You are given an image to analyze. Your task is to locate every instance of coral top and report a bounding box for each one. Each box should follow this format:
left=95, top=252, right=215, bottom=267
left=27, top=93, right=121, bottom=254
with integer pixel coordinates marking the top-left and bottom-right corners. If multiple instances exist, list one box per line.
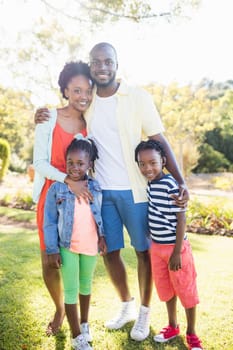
left=70, top=197, right=98, bottom=256
left=37, top=122, right=87, bottom=250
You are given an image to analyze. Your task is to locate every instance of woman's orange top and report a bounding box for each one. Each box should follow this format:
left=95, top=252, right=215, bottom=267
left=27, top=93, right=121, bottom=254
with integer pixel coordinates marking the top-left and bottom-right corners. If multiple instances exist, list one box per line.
left=37, top=122, right=87, bottom=250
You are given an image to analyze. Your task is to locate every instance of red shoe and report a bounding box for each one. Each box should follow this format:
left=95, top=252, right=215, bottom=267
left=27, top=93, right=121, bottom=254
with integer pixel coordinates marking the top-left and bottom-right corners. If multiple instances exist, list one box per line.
left=154, top=325, right=180, bottom=343
left=186, top=333, right=203, bottom=350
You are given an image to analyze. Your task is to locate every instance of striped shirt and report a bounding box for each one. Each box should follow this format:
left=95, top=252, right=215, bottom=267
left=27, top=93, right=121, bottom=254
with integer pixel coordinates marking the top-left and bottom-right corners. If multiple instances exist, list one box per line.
left=147, top=174, right=186, bottom=244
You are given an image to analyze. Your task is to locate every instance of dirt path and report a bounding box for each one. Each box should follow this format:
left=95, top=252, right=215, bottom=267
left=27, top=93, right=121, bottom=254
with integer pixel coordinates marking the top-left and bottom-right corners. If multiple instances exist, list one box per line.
left=0, top=216, right=36, bottom=230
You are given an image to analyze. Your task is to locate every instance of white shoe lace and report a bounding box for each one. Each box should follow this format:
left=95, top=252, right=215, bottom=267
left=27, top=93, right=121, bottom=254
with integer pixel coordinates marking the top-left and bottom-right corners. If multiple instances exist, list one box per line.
left=118, top=307, right=127, bottom=320
left=133, top=310, right=149, bottom=332
left=73, top=334, right=91, bottom=350
left=81, top=323, right=89, bottom=335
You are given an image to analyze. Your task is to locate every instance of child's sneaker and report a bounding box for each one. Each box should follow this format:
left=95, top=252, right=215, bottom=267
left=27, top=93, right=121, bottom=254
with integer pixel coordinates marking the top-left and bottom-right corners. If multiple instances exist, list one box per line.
left=71, top=334, right=93, bottom=350
left=186, top=333, right=203, bottom=350
left=154, top=325, right=180, bottom=343
left=80, top=322, right=92, bottom=342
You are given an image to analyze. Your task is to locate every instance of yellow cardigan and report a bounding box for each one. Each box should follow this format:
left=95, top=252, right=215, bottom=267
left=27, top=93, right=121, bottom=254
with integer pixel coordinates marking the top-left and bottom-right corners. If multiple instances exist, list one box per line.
left=85, top=81, right=165, bottom=203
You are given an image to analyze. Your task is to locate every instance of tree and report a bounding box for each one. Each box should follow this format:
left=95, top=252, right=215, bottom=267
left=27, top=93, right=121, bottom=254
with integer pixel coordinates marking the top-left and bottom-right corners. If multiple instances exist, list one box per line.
left=147, top=82, right=217, bottom=175
left=0, top=86, right=34, bottom=168
left=41, top=0, right=201, bottom=23
left=0, top=138, right=10, bottom=181
left=0, top=0, right=201, bottom=108
left=197, top=78, right=233, bottom=100
left=200, top=89, right=233, bottom=167
left=194, top=143, right=232, bottom=173
left=1, top=18, right=85, bottom=106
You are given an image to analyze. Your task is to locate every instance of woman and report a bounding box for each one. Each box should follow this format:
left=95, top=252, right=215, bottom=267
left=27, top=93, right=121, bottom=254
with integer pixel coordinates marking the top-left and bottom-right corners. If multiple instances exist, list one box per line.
left=33, top=61, right=93, bottom=337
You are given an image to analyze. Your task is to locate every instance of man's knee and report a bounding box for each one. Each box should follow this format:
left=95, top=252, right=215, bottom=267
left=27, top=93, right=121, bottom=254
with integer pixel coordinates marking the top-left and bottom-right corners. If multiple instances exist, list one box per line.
left=135, top=249, right=150, bottom=263
left=103, top=249, right=121, bottom=265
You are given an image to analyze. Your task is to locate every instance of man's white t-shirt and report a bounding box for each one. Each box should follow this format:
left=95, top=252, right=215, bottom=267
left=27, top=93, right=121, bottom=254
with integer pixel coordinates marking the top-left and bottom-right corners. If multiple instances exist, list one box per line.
left=91, top=94, right=130, bottom=190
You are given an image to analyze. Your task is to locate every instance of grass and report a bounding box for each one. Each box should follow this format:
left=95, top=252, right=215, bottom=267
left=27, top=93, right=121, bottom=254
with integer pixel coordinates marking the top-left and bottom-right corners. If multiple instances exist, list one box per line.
left=0, top=207, right=233, bottom=349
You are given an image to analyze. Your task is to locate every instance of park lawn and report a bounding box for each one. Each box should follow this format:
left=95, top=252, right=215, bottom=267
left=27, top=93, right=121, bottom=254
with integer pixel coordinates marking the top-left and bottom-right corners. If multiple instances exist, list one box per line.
left=0, top=208, right=233, bottom=350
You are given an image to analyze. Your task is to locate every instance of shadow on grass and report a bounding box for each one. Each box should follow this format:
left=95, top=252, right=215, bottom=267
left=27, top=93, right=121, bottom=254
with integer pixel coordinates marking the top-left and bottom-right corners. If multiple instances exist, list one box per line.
left=54, top=330, right=66, bottom=350
left=104, top=323, right=188, bottom=350
left=0, top=228, right=67, bottom=350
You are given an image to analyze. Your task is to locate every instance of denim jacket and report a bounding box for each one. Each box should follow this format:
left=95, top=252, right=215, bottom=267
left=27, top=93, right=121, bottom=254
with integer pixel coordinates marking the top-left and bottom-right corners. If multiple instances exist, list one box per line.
left=44, top=176, right=104, bottom=254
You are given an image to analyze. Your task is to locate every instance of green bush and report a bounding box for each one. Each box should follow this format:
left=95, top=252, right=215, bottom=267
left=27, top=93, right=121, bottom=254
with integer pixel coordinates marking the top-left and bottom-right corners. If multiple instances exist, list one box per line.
left=0, top=138, right=11, bottom=181
left=194, top=143, right=233, bottom=173
left=0, top=190, right=34, bottom=210
left=9, top=153, right=27, bottom=173
left=187, top=198, right=233, bottom=236
left=206, top=128, right=233, bottom=163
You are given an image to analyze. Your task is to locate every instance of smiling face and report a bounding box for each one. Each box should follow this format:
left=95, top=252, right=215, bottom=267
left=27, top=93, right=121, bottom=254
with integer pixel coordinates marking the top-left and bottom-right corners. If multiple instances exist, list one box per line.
left=89, top=44, right=118, bottom=88
left=64, top=74, right=93, bottom=113
left=137, top=149, right=166, bottom=182
left=66, top=149, right=91, bottom=181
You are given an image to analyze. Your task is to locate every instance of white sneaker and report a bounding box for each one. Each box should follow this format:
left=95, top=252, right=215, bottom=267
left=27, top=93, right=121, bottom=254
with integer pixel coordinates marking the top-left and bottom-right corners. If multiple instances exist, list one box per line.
left=80, top=322, right=93, bottom=342
left=130, top=305, right=150, bottom=341
left=71, top=334, right=93, bottom=350
left=105, top=298, right=137, bottom=330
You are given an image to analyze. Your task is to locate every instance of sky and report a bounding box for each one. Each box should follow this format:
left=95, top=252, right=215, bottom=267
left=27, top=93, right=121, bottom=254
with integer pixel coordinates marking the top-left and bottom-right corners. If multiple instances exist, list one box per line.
left=94, top=0, right=233, bottom=85
left=0, top=0, right=232, bottom=96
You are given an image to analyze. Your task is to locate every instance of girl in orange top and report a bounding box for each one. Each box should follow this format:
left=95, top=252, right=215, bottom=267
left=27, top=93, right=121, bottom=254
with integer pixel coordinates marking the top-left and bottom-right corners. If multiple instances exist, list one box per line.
left=44, top=137, right=107, bottom=349
left=33, top=61, right=93, bottom=336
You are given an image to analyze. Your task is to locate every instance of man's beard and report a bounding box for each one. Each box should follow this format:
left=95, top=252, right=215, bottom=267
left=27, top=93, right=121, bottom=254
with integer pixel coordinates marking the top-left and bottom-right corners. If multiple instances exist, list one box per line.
left=92, top=73, right=116, bottom=88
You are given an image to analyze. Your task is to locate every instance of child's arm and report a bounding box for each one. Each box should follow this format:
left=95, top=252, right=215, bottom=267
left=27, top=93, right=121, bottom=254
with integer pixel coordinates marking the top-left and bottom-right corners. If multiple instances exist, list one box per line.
left=169, top=211, right=186, bottom=271
left=149, top=134, right=189, bottom=206
left=44, top=185, right=62, bottom=268
left=90, top=178, right=107, bottom=255
left=44, top=185, right=60, bottom=255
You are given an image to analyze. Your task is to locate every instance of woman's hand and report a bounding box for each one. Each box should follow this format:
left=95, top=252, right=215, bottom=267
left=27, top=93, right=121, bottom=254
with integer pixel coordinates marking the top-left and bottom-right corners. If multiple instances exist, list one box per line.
left=65, top=176, right=93, bottom=202
left=34, top=107, right=50, bottom=124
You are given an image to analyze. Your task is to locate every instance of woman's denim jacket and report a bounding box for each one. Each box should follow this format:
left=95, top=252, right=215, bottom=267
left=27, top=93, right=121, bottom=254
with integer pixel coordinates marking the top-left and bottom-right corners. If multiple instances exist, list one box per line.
left=44, top=176, right=104, bottom=254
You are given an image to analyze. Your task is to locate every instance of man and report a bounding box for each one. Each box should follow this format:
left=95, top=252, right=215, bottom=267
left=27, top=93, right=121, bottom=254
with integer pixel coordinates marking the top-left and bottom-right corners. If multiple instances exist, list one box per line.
left=35, top=42, right=188, bottom=341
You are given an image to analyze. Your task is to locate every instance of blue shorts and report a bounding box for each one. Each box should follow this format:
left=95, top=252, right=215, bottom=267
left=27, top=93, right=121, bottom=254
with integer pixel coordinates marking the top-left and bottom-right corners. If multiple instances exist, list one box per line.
left=101, top=190, right=150, bottom=253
